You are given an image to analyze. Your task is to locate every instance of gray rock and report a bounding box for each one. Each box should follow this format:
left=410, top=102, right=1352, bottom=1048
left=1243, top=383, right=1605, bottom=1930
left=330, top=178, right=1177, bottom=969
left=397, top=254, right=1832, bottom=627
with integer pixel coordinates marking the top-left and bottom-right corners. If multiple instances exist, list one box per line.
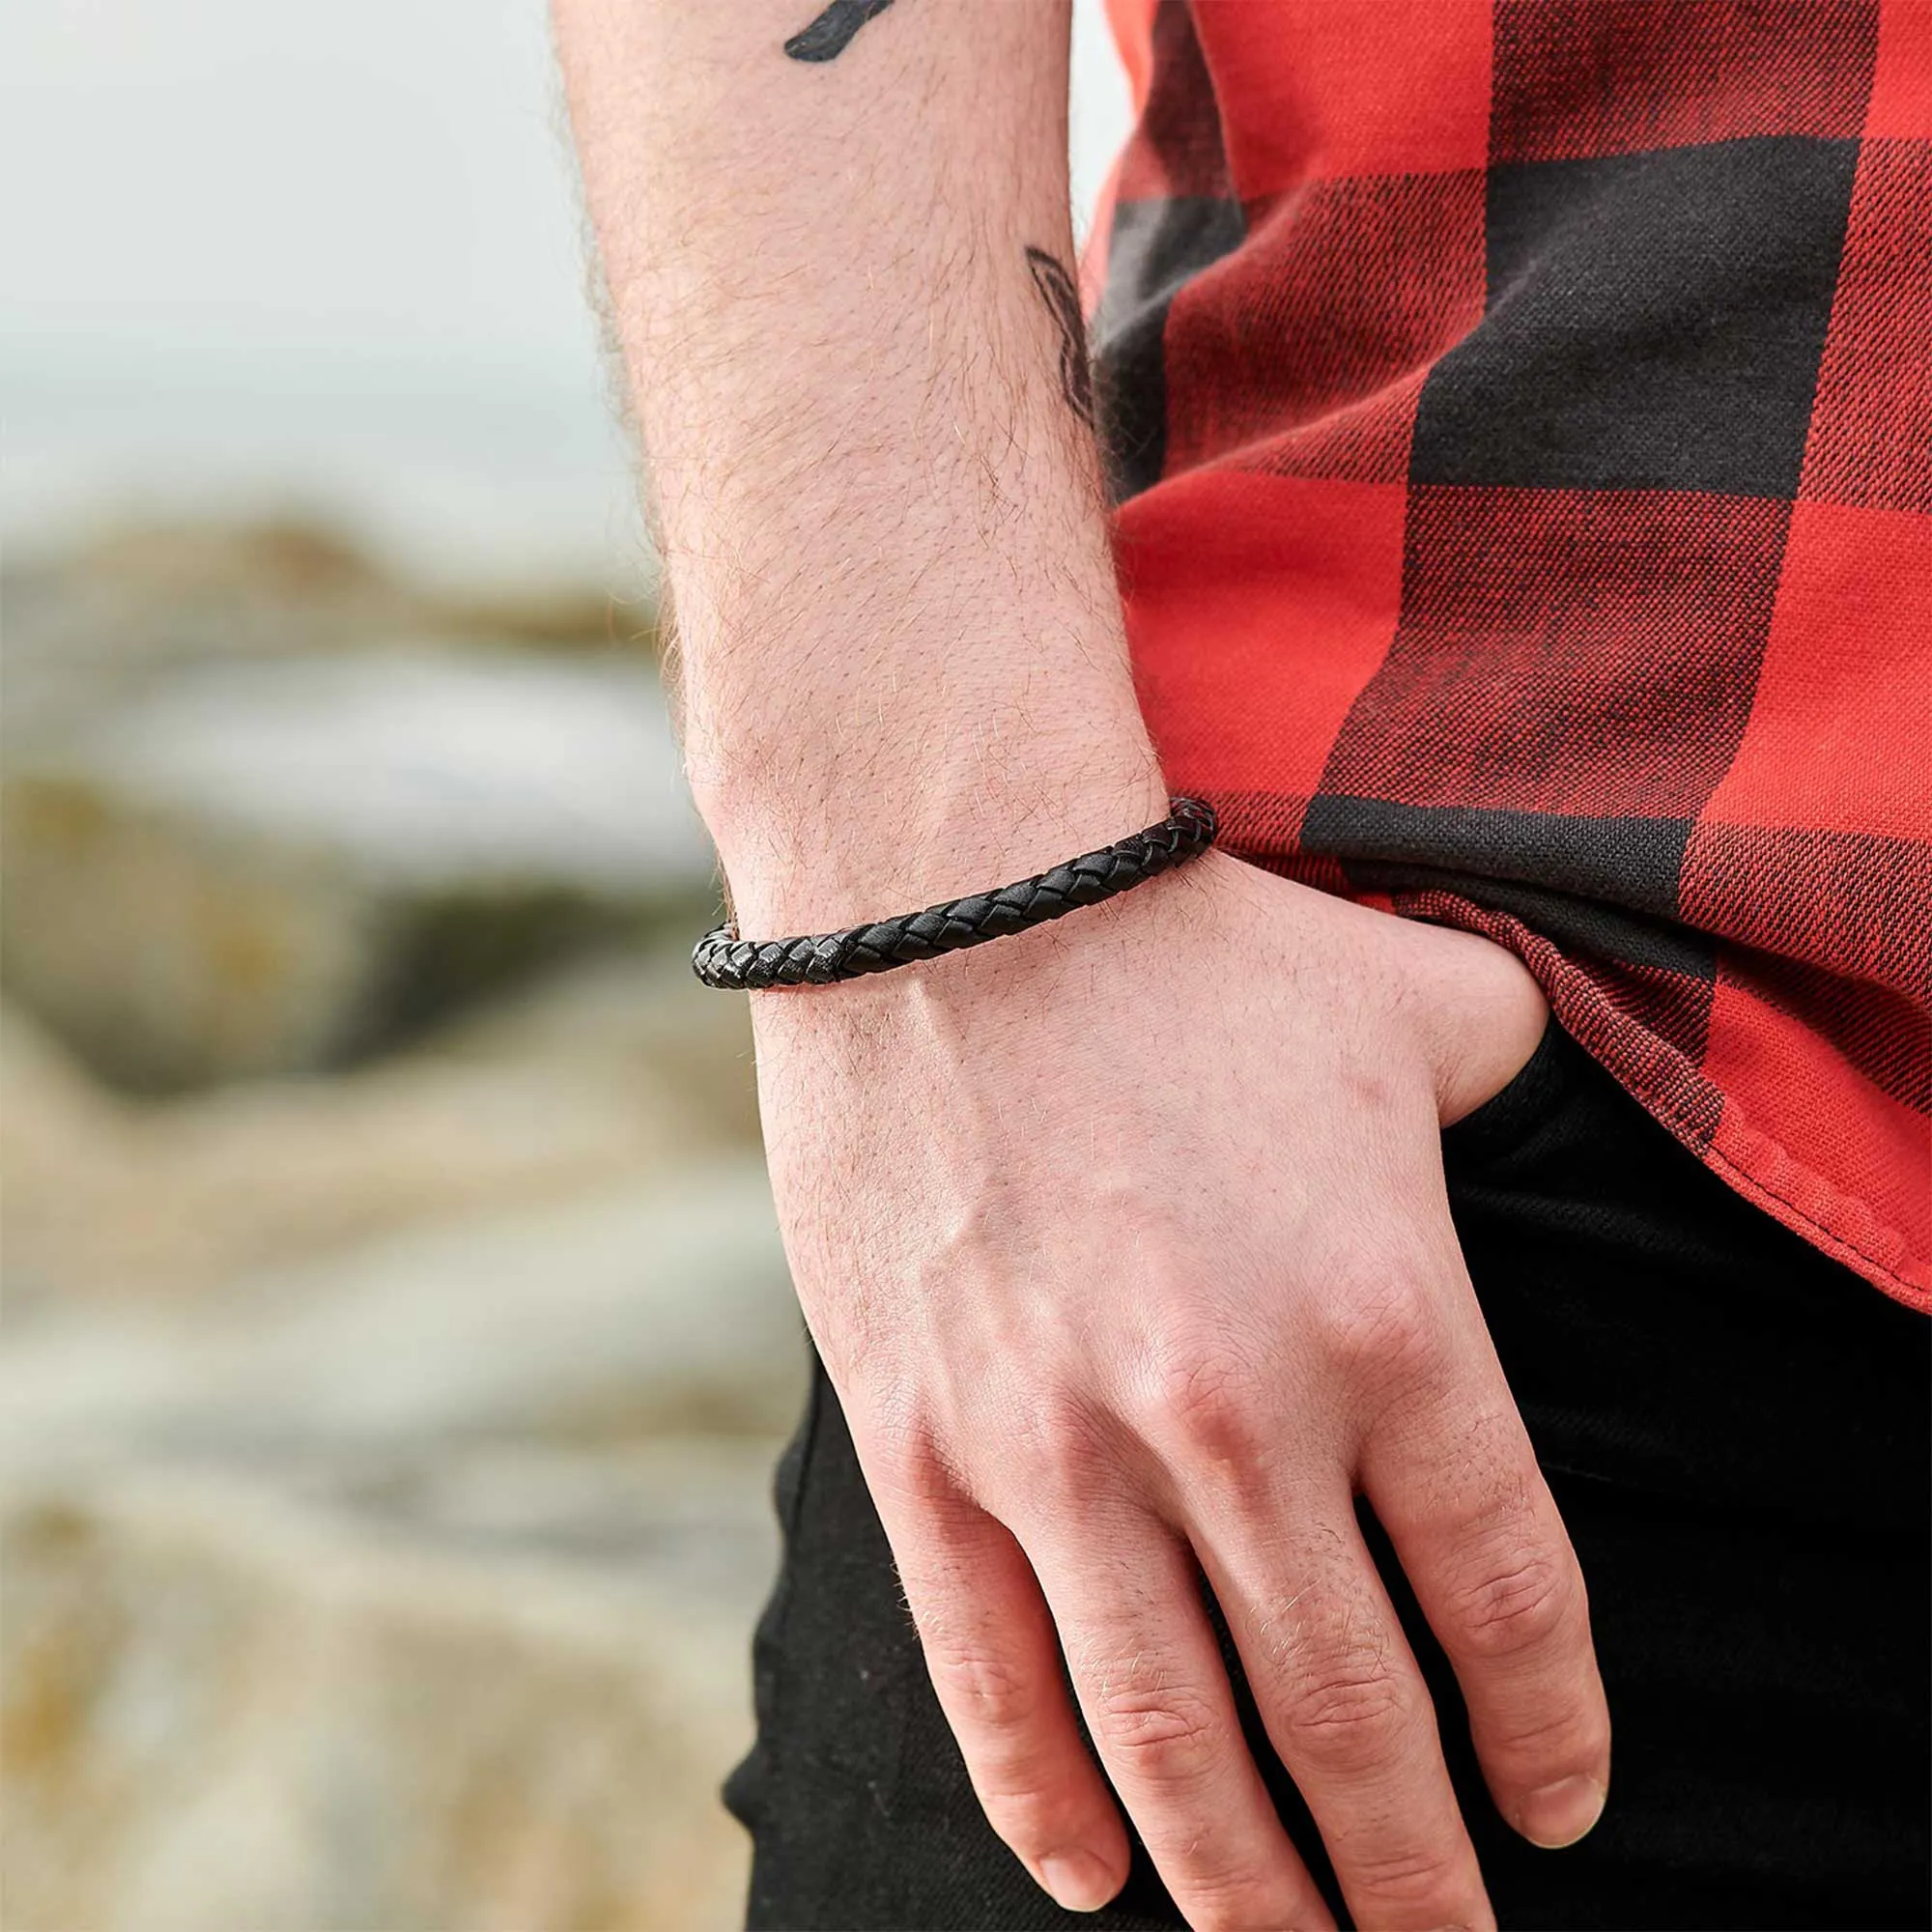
left=0, top=521, right=420, bottom=753
left=0, top=519, right=659, bottom=754
left=0, top=1163, right=808, bottom=1471
left=0, top=949, right=755, bottom=1315
left=2, top=650, right=717, bottom=1089
left=0, top=1463, right=767, bottom=1932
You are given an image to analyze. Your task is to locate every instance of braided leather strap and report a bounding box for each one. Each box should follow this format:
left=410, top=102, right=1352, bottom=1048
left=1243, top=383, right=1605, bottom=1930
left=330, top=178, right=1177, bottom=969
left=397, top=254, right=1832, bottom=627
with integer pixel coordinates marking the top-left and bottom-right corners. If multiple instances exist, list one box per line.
left=693, top=796, right=1217, bottom=991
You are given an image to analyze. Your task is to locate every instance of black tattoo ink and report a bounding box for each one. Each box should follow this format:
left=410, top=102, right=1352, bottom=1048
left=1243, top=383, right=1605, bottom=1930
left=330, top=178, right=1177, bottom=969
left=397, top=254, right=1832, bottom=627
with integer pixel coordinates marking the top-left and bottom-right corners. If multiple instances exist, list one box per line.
left=1025, top=246, right=1096, bottom=429
left=783, top=0, right=897, bottom=63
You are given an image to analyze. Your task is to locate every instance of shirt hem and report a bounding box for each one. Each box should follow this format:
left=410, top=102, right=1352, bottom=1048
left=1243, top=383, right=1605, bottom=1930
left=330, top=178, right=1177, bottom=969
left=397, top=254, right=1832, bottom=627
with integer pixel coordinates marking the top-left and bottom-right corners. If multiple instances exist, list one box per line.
left=1384, top=895, right=1932, bottom=1315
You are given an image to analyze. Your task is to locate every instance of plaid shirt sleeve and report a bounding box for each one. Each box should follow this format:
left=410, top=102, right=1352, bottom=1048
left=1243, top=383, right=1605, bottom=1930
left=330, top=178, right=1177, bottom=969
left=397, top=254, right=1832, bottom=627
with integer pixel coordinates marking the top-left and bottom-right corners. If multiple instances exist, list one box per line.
left=1087, top=0, right=1931, bottom=1308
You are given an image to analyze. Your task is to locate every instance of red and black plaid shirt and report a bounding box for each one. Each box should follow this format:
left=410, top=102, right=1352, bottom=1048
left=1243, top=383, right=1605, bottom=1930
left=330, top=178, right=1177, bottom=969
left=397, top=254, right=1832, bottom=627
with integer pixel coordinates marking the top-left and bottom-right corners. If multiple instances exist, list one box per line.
left=1087, top=0, right=1930, bottom=1308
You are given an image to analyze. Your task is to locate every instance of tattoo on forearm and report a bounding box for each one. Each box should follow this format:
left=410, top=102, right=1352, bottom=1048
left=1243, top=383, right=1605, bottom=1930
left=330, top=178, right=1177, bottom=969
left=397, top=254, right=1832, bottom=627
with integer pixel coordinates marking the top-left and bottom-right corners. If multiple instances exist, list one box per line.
left=1025, top=247, right=1096, bottom=429
left=783, top=0, right=897, bottom=62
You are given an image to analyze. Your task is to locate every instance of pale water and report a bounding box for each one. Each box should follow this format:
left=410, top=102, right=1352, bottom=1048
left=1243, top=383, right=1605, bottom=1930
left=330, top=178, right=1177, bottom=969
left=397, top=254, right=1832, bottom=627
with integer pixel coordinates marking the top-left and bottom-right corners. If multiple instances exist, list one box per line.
left=2, top=0, right=1130, bottom=590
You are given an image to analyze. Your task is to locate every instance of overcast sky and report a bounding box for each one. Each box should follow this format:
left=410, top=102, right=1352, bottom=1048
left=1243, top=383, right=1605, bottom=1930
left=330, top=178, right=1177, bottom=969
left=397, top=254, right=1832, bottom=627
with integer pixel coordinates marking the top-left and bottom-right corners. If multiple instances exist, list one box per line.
left=1, top=0, right=1131, bottom=583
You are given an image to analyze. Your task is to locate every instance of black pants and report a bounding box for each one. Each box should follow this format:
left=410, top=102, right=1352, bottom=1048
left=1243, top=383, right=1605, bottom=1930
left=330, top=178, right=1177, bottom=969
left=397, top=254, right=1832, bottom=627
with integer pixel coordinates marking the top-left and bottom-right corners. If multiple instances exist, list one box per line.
left=725, top=1023, right=1931, bottom=1929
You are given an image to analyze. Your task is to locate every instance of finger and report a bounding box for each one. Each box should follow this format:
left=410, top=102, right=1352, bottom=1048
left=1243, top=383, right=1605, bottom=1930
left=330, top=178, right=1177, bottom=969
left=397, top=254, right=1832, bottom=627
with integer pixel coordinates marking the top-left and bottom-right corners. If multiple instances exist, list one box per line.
left=1194, top=1490, right=1495, bottom=1932
left=885, top=1489, right=1132, bottom=1914
left=1363, top=1353, right=1611, bottom=1852
left=1031, top=1513, right=1337, bottom=1932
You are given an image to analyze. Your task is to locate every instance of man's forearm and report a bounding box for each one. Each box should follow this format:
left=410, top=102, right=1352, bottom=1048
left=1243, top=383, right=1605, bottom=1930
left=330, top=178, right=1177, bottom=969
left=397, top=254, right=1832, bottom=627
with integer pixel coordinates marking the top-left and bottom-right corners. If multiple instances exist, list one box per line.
left=554, top=0, right=1163, bottom=934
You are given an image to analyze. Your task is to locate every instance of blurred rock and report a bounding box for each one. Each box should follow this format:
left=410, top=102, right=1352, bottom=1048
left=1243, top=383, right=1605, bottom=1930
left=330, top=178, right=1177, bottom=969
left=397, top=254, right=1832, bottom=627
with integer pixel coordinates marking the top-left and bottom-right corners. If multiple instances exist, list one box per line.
left=318, top=1436, right=787, bottom=1594
left=2, top=518, right=658, bottom=752
left=0, top=1162, right=807, bottom=1471
left=0, top=520, right=786, bottom=1930
left=425, top=580, right=655, bottom=651
left=0, top=1463, right=763, bottom=1932
left=3, top=521, right=416, bottom=751
left=68, top=517, right=402, bottom=603
left=0, top=1007, right=131, bottom=1321
left=2, top=650, right=717, bottom=1090
left=0, top=953, right=755, bottom=1315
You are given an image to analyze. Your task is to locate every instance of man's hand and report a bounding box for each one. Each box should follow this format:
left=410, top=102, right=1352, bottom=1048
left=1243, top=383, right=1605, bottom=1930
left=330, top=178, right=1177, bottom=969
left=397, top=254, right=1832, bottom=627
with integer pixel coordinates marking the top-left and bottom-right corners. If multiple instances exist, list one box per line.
left=554, top=3, right=1608, bottom=1918
left=752, top=848, right=1610, bottom=1928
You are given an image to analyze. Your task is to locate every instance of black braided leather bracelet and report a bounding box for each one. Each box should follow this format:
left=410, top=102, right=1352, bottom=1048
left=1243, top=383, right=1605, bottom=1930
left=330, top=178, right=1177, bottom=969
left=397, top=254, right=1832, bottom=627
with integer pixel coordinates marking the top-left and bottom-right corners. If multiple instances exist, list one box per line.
left=692, top=796, right=1217, bottom=990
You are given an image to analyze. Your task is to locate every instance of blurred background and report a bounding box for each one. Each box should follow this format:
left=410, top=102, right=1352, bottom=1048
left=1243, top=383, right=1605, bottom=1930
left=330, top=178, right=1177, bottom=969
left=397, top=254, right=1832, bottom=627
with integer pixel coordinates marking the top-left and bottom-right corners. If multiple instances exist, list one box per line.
left=0, top=3, right=1130, bottom=1927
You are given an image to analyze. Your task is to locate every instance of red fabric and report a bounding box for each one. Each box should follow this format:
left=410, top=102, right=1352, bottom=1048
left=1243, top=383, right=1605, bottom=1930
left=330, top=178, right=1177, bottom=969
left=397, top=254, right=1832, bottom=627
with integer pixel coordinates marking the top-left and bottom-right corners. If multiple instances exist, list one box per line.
left=1488, top=0, right=1882, bottom=158
left=1090, top=0, right=1932, bottom=1307
left=1166, top=175, right=1487, bottom=482
left=1800, top=140, right=1932, bottom=510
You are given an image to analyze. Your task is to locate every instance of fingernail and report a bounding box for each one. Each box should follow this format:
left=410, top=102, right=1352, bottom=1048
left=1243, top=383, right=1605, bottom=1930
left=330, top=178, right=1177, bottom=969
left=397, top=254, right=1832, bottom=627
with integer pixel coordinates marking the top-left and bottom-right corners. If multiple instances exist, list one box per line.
left=1038, top=1849, right=1118, bottom=1913
left=1519, top=1773, right=1606, bottom=1849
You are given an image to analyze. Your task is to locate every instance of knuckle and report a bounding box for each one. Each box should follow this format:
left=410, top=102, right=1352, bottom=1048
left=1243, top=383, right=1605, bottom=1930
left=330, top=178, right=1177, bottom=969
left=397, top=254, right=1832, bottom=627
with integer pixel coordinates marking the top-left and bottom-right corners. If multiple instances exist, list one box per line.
left=975, top=1779, right=1066, bottom=1856
left=1344, top=1839, right=1478, bottom=1920
left=1015, top=1391, right=1107, bottom=1493
left=1089, top=1679, right=1221, bottom=1774
left=1446, top=1546, right=1577, bottom=1660
left=1180, top=1883, right=1305, bottom=1932
left=924, top=1641, right=1036, bottom=1733
left=1480, top=1658, right=1611, bottom=1768
left=976, top=1784, right=1080, bottom=1865
left=1278, top=1644, right=1408, bottom=1771
left=860, top=1410, right=956, bottom=1510
left=1313, top=1273, right=1442, bottom=1393
left=1144, top=1334, right=1265, bottom=1463
left=1489, top=1695, right=1610, bottom=1775
left=1187, top=1908, right=1251, bottom=1932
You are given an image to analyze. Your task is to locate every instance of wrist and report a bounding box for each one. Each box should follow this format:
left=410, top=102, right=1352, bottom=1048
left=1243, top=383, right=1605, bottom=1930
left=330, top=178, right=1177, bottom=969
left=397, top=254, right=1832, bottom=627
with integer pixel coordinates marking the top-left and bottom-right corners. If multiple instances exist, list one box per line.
left=669, top=549, right=1165, bottom=935
left=701, top=738, right=1171, bottom=938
